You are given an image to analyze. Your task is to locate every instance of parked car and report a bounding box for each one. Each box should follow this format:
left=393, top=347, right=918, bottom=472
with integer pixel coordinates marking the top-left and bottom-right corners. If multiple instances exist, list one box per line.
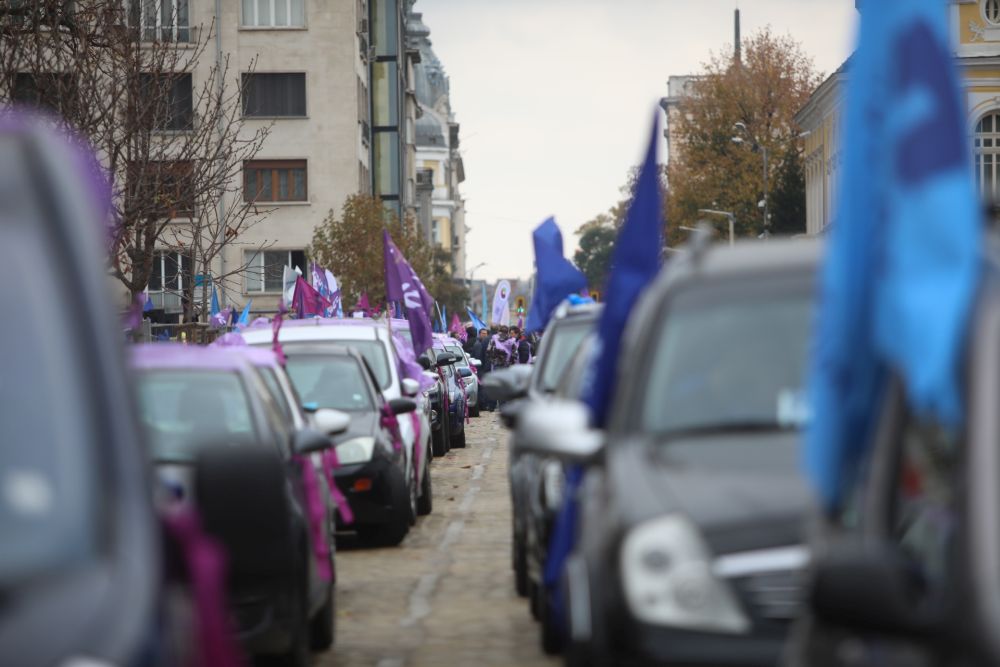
left=419, top=346, right=461, bottom=456
left=786, top=243, right=1000, bottom=666
left=281, top=343, right=425, bottom=544
left=519, top=238, right=819, bottom=665
left=0, top=118, right=215, bottom=667
left=432, top=343, right=468, bottom=449
left=131, top=343, right=342, bottom=665
left=524, top=335, right=598, bottom=630
left=243, top=318, right=433, bottom=521
left=492, top=301, right=601, bottom=599
left=438, top=334, right=483, bottom=416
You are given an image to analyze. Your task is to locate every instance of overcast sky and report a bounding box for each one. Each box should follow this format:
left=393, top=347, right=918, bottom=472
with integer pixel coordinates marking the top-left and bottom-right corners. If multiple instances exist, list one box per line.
left=416, top=0, right=859, bottom=282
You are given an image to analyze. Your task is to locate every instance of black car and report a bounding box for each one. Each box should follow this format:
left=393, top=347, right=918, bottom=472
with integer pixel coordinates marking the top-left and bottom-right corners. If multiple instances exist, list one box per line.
left=500, top=301, right=602, bottom=599
left=519, top=238, right=819, bottom=666
left=283, top=344, right=419, bottom=546
left=420, top=348, right=461, bottom=456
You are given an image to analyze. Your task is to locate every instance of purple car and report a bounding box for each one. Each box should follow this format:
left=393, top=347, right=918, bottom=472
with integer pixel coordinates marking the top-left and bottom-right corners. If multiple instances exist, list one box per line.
left=131, top=343, right=342, bottom=665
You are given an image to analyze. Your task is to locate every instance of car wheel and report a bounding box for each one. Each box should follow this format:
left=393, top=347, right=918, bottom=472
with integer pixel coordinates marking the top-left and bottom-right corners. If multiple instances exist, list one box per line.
left=452, top=425, right=467, bottom=449
left=359, top=466, right=410, bottom=547
left=432, top=421, right=447, bottom=457
left=407, top=460, right=418, bottom=526
left=309, top=584, right=335, bottom=651
left=514, top=533, right=529, bottom=597
left=540, top=587, right=565, bottom=655
left=279, top=565, right=311, bottom=667
left=417, top=453, right=433, bottom=516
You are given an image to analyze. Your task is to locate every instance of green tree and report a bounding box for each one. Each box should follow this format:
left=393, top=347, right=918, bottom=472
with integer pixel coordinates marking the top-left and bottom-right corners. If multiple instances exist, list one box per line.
left=573, top=215, right=616, bottom=290
left=666, top=28, right=821, bottom=239
left=769, top=146, right=806, bottom=236
left=310, top=194, right=437, bottom=308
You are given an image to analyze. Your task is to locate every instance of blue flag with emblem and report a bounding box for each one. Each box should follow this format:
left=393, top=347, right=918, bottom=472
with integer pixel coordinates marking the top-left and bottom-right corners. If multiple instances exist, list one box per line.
left=210, top=285, right=220, bottom=317
left=806, top=0, right=981, bottom=512
left=525, top=217, right=588, bottom=333
left=544, top=112, right=665, bottom=627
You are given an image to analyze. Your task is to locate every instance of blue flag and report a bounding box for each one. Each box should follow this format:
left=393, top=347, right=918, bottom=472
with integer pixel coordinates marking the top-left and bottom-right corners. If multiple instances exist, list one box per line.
left=806, top=0, right=980, bottom=512
left=582, top=114, right=664, bottom=427
left=237, top=299, right=252, bottom=328
left=525, top=218, right=588, bottom=333
left=210, top=286, right=220, bottom=317
left=544, top=112, right=665, bottom=628
left=467, top=307, right=487, bottom=333
left=481, top=282, right=488, bottom=323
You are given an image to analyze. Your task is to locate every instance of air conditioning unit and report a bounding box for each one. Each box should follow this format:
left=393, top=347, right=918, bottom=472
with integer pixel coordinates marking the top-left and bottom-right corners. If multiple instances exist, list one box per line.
left=358, top=17, right=368, bottom=34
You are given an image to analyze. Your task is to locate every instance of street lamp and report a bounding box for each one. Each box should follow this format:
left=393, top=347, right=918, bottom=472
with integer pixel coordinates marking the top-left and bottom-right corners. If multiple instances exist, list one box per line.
left=697, top=209, right=735, bottom=246
left=731, top=122, right=770, bottom=238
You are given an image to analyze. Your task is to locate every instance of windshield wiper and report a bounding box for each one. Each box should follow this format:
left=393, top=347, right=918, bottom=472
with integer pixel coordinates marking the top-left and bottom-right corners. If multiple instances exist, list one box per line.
left=655, top=420, right=793, bottom=441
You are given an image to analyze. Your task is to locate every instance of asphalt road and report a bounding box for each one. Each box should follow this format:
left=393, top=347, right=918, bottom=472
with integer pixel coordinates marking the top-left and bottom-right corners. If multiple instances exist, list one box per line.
left=317, top=412, right=558, bottom=667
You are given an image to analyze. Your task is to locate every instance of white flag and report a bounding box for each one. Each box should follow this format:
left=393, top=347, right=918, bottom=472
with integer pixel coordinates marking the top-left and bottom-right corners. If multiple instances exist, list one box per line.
left=282, top=265, right=298, bottom=310
left=492, top=280, right=511, bottom=326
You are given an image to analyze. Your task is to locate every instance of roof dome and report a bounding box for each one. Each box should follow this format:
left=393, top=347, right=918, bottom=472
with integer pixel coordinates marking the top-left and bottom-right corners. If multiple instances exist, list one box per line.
left=416, top=110, right=446, bottom=147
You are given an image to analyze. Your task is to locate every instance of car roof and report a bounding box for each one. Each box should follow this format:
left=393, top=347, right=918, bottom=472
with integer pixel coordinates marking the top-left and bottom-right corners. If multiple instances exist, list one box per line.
left=129, top=343, right=252, bottom=372
left=242, top=318, right=384, bottom=344
left=659, top=237, right=821, bottom=288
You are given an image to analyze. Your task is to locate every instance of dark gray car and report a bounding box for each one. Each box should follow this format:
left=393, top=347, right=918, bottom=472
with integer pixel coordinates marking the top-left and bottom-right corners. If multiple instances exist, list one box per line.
left=519, top=238, right=819, bottom=666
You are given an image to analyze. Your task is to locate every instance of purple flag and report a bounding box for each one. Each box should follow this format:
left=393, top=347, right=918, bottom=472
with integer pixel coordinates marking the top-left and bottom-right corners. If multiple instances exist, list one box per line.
left=291, top=276, right=330, bottom=319
left=383, top=229, right=435, bottom=355
left=449, top=313, right=467, bottom=342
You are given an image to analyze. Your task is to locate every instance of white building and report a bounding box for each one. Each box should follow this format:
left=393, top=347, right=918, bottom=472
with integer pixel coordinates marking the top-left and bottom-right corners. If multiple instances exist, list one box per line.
left=143, top=0, right=371, bottom=318
left=409, top=11, right=467, bottom=278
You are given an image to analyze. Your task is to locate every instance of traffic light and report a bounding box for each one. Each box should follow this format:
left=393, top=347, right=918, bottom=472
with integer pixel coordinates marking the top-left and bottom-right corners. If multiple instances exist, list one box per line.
left=514, top=296, right=526, bottom=314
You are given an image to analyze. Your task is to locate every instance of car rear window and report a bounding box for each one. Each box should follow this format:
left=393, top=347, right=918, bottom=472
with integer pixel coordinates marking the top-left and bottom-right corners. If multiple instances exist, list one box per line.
left=137, top=370, right=257, bottom=461
left=287, top=339, right=392, bottom=390
left=538, top=319, right=593, bottom=393
left=284, top=354, right=375, bottom=412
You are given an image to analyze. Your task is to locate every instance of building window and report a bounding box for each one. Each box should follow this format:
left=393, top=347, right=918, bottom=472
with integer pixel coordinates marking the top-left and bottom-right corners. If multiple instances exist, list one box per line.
left=975, top=112, right=1000, bottom=200
left=244, top=160, right=307, bottom=202
left=986, top=0, right=1000, bottom=26
left=131, top=161, right=195, bottom=219
left=126, top=0, right=190, bottom=42
left=244, top=249, right=306, bottom=293
left=242, top=73, right=306, bottom=117
left=147, top=250, right=192, bottom=311
left=11, top=73, right=78, bottom=116
left=241, top=0, right=304, bottom=27
left=373, top=130, right=400, bottom=196
left=139, top=73, right=193, bottom=131
left=371, top=61, right=398, bottom=126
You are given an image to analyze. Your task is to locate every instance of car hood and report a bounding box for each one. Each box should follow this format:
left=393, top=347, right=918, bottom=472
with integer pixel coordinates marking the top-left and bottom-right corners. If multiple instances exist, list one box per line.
left=337, top=410, right=380, bottom=441
left=614, top=431, right=810, bottom=555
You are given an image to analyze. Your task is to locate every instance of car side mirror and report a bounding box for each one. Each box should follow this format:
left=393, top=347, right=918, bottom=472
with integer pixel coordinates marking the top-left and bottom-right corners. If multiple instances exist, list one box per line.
left=195, top=445, right=293, bottom=578
left=293, top=428, right=332, bottom=455
left=470, top=358, right=482, bottom=367
left=518, top=399, right=603, bottom=464
left=481, top=365, right=533, bottom=402
left=401, top=378, right=420, bottom=397
left=388, top=397, right=417, bottom=415
left=418, top=355, right=432, bottom=371
left=436, top=353, right=456, bottom=367
left=458, top=367, right=473, bottom=378
left=500, top=399, right=526, bottom=429
left=810, top=539, right=941, bottom=637
left=313, top=408, right=351, bottom=436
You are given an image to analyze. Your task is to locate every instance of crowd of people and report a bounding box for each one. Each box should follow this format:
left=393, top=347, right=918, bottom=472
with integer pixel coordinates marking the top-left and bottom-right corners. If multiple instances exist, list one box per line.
left=463, top=324, right=539, bottom=411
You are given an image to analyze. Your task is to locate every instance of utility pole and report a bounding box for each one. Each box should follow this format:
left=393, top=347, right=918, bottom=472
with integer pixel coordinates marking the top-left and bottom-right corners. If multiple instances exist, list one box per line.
left=732, top=122, right=770, bottom=238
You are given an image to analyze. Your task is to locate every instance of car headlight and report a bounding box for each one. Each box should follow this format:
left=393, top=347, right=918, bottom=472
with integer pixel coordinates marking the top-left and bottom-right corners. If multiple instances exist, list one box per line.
left=336, top=437, right=375, bottom=465
left=620, top=514, right=750, bottom=634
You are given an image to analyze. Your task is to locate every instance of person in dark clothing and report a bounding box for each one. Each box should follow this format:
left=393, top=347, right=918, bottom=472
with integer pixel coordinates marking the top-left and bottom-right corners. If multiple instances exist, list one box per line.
left=463, top=326, right=477, bottom=353
left=474, top=328, right=494, bottom=411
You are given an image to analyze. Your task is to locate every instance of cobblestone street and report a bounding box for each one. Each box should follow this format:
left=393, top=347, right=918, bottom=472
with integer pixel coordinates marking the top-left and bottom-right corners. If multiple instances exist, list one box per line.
left=319, top=413, right=558, bottom=667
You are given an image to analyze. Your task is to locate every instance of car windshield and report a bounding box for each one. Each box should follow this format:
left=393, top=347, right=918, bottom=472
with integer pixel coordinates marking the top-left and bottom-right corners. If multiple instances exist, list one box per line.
left=640, top=279, right=813, bottom=436
left=284, top=354, right=375, bottom=412
left=0, top=212, right=101, bottom=587
left=538, top=319, right=594, bottom=393
left=445, top=346, right=468, bottom=366
left=138, top=370, right=257, bottom=461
